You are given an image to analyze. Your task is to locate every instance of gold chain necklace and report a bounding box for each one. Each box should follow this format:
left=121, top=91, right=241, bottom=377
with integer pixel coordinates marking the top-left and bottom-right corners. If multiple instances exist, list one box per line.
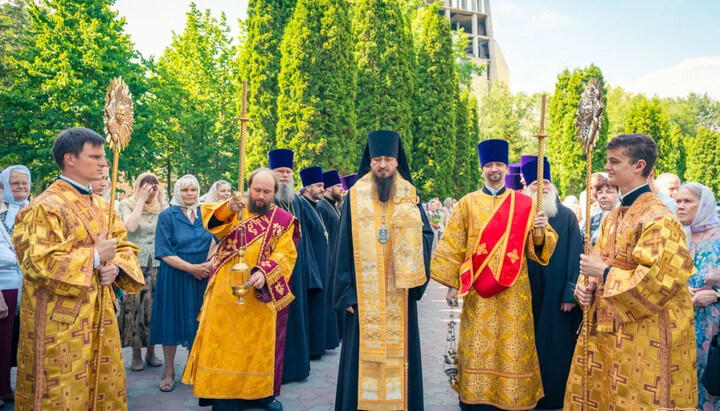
left=277, top=198, right=296, bottom=217
left=301, top=195, right=329, bottom=243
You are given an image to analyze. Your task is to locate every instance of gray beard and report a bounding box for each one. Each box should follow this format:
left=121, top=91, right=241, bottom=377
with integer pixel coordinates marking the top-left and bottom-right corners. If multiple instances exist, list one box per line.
left=524, top=186, right=559, bottom=218
left=277, top=177, right=295, bottom=204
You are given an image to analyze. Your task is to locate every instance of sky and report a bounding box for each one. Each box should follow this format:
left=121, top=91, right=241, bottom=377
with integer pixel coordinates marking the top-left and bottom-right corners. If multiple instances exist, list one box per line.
left=112, top=0, right=720, bottom=99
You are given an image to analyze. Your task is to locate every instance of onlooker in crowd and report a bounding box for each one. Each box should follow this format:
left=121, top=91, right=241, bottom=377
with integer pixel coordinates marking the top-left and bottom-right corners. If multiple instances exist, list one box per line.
left=442, top=197, right=454, bottom=226
left=428, top=199, right=444, bottom=254
left=91, top=166, right=111, bottom=202
left=119, top=173, right=168, bottom=372
left=199, top=180, right=232, bottom=204
left=578, top=172, right=607, bottom=222
left=562, top=195, right=582, bottom=222
left=0, top=166, right=31, bottom=236
left=656, top=172, right=681, bottom=199
left=149, top=175, right=213, bottom=392
left=0, top=178, right=21, bottom=406
left=648, top=170, right=677, bottom=213
left=587, top=178, right=619, bottom=245
left=676, top=182, right=720, bottom=410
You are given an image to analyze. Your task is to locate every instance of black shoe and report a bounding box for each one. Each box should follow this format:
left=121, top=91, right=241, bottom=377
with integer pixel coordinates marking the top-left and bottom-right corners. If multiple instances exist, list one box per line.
left=265, top=399, right=282, bottom=411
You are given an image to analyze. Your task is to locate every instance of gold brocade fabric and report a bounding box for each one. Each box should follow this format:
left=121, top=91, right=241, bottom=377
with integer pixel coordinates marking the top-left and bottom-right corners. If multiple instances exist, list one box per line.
left=431, top=190, right=557, bottom=410
left=351, top=174, right=426, bottom=411
left=12, top=180, right=144, bottom=411
left=564, top=193, right=697, bottom=410
left=182, top=203, right=297, bottom=399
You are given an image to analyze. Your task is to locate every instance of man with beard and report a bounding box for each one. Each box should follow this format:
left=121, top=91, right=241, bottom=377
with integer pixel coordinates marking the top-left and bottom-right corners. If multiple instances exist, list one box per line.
left=521, top=156, right=583, bottom=409
left=299, top=166, right=330, bottom=359
left=183, top=168, right=298, bottom=411
left=317, top=169, right=343, bottom=348
left=270, top=149, right=322, bottom=383
left=431, top=139, right=557, bottom=410
left=333, top=130, right=432, bottom=411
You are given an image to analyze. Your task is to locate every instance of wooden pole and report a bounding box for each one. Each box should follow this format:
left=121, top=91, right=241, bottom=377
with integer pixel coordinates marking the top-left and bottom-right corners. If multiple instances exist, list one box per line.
left=534, top=94, right=548, bottom=237
left=238, top=81, right=249, bottom=193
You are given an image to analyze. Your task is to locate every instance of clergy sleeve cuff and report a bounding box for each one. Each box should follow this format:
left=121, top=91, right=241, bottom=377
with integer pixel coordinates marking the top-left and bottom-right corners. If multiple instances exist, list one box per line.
left=603, top=265, right=612, bottom=282
left=94, top=250, right=100, bottom=268
left=213, top=201, right=235, bottom=222
left=255, top=259, right=294, bottom=311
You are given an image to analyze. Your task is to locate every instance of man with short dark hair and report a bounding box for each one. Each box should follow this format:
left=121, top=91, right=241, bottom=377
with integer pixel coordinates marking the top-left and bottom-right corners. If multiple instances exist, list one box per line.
left=317, top=169, right=343, bottom=348
left=13, top=127, right=144, bottom=410
left=183, top=167, right=298, bottom=411
left=298, top=166, right=330, bottom=360
left=564, top=133, right=697, bottom=409
left=333, top=130, right=432, bottom=411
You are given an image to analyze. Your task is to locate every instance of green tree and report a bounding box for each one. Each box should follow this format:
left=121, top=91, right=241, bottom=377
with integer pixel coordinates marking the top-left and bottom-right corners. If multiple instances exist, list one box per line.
left=238, top=0, right=296, bottom=172
left=410, top=2, right=456, bottom=199
left=685, top=127, right=720, bottom=193
left=0, top=0, right=148, bottom=187
left=477, top=82, right=521, bottom=156
left=605, top=86, right=643, bottom=137
left=0, top=0, right=32, bottom=88
left=275, top=0, right=357, bottom=174
left=624, top=96, right=679, bottom=174
left=547, top=65, right=609, bottom=196
left=145, top=4, right=238, bottom=189
left=353, top=0, right=415, bottom=157
left=453, top=88, right=481, bottom=196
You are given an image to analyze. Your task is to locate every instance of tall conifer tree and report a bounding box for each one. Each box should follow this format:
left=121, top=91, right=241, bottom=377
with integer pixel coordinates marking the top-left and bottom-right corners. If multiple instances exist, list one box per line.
left=353, top=0, right=414, bottom=158
left=410, top=2, right=457, bottom=198
left=275, top=0, right=357, bottom=174
left=238, top=0, right=296, bottom=171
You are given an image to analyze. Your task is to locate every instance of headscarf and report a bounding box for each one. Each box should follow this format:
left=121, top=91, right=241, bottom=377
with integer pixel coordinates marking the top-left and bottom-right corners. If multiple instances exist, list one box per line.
left=122, top=172, right=167, bottom=214
left=681, top=182, right=720, bottom=246
left=1, top=165, right=31, bottom=229
left=170, top=174, right=201, bottom=212
left=200, top=180, right=231, bottom=204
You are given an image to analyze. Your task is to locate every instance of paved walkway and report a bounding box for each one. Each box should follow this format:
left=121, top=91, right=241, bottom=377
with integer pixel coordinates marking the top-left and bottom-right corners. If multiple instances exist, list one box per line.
left=6, top=281, right=461, bottom=410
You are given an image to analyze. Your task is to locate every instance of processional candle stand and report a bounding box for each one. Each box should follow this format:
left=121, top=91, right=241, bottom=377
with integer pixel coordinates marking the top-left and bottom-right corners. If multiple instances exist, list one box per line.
left=229, top=80, right=252, bottom=305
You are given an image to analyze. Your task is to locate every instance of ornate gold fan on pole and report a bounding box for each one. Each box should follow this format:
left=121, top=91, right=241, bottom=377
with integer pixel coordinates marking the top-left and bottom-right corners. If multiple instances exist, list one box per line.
left=575, top=77, right=604, bottom=410
left=92, top=76, right=134, bottom=410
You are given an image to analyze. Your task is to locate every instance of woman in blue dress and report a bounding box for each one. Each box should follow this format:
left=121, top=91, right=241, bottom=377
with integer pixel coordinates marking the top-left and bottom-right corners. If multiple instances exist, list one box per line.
left=149, top=175, right=213, bottom=392
left=677, top=182, right=720, bottom=410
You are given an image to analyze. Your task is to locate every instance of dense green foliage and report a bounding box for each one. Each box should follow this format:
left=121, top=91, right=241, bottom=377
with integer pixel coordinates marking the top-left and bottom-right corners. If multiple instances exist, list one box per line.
left=624, top=96, right=683, bottom=175
left=453, top=89, right=481, bottom=195
left=685, top=127, right=720, bottom=193
left=0, top=0, right=148, bottom=187
left=238, top=0, right=296, bottom=172
left=353, top=0, right=415, bottom=157
left=410, top=3, right=457, bottom=198
left=547, top=65, right=609, bottom=196
left=275, top=0, right=357, bottom=174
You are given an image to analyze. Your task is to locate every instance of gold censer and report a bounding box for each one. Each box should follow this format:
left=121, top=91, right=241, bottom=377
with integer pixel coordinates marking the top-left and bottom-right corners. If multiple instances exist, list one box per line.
left=229, top=248, right=251, bottom=305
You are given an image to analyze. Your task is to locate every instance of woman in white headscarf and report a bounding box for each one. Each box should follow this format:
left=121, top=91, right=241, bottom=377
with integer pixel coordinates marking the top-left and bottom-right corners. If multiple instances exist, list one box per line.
left=118, top=172, right=168, bottom=372
left=148, top=175, right=214, bottom=392
left=676, top=182, right=720, bottom=409
left=0, top=165, right=31, bottom=236
left=199, top=180, right=232, bottom=204
left=0, top=177, right=21, bottom=404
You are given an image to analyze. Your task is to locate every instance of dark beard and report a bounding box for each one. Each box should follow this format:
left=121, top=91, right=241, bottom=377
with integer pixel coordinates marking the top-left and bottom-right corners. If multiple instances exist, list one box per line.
left=372, top=173, right=396, bottom=203
left=331, top=191, right=343, bottom=203
left=248, top=198, right=272, bottom=215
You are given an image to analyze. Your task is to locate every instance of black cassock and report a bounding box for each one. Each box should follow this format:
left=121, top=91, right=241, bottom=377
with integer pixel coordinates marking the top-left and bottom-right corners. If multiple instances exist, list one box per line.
left=277, top=195, right=323, bottom=383
left=527, top=200, right=583, bottom=409
left=299, top=195, right=330, bottom=358
left=332, top=195, right=433, bottom=411
left=317, top=196, right=341, bottom=349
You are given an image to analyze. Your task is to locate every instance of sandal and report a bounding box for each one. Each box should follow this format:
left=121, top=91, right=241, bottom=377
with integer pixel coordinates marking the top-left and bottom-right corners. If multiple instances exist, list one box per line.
left=145, top=354, right=162, bottom=367
left=131, top=357, right=144, bottom=371
left=159, top=373, right=175, bottom=392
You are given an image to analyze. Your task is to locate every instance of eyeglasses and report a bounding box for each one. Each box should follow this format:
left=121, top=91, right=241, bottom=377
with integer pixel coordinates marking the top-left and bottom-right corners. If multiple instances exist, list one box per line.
left=10, top=182, right=29, bottom=187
